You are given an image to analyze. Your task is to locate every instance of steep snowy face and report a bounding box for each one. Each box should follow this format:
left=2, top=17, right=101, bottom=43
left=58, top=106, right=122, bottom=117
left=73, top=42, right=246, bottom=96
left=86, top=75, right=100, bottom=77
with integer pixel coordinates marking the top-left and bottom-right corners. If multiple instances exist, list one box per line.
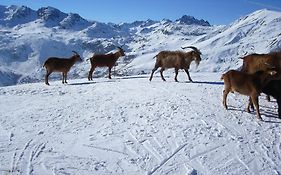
left=37, top=6, right=67, bottom=27
left=6, top=5, right=33, bottom=19
left=37, top=6, right=66, bottom=21
left=0, top=5, right=92, bottom=29
left=82, top=22, right=124, bottom=38
left=223, top=9, right=281, bottom=49
left=176, top=15, right=211, bottom=26
left=0, top=5, right=37, bottom=27
left=60, top=13, right=92, bottom=30
left=194, top=9, right=281, bottom=72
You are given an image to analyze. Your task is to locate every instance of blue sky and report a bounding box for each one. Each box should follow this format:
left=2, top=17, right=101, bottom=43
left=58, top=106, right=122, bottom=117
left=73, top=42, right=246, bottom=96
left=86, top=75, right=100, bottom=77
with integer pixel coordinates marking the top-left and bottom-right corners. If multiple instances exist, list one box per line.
left=1, top=0, right=281, bottom=25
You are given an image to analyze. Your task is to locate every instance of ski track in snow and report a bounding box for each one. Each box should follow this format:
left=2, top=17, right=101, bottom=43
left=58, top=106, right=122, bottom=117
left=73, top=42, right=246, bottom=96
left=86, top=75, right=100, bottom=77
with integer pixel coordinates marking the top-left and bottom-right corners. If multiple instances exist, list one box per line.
left=0, top=72, right=281, bottom=175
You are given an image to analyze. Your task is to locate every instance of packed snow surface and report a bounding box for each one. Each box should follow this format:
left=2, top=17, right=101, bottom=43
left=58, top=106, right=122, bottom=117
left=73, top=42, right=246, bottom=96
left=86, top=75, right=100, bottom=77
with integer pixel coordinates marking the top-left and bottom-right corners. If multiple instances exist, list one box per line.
left=0, top=73, right=281, bottom=175
left=1, top=5, right=281, bottom=175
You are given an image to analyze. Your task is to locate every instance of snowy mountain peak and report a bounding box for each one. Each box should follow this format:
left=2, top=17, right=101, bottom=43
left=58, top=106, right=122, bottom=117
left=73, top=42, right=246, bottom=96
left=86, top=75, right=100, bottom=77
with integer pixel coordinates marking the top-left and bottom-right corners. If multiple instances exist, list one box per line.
left=59, top=13, right=92, bottom=30
left=0, top=5, right=37, bottom=26
left=233, top=8, right=281, bottom=26
left=176, top=15, right=211, bottom=26
left=6, top=5, right=34, bottom=20
left=249, top=8, right=275, bottom=16
left=37, top=6, right=67, bottom=21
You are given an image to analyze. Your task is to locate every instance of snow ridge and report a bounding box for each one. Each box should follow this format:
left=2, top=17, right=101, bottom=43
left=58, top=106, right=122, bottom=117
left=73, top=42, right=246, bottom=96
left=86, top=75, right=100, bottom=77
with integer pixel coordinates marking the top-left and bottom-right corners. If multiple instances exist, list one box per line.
left=0, top=6, right=280, bottom=86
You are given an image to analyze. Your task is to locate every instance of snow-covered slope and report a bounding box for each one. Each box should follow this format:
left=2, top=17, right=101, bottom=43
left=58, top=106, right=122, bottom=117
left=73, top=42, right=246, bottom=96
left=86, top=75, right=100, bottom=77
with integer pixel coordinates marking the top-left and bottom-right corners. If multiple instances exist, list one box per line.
left=0, top=6, right=281, bottom=87
left=0, top=73, right=281, bottom=174
left=195, top=9, right=281, bottom=72
left=0, top=5, right=37, bottom=27
left=1, top=5, right=281, bottom=175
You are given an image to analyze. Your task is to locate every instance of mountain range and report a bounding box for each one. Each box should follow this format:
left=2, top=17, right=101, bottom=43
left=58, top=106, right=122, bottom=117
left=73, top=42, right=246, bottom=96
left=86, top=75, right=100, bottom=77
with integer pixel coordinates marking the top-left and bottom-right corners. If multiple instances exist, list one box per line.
left=0, top=5, right=280, bottom=86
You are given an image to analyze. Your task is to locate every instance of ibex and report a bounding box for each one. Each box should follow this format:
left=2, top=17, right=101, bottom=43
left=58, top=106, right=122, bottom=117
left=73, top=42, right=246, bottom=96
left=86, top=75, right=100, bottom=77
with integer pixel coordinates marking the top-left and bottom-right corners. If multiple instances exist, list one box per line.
left=43, top=51, right=82, bottom=85
left=221, top=68, right=279, bottom=120
left=88, top=46, right=125, bottom=80
left=240, top=51, right=281, bottom=101
left=149, top=46, right=202, bottom=82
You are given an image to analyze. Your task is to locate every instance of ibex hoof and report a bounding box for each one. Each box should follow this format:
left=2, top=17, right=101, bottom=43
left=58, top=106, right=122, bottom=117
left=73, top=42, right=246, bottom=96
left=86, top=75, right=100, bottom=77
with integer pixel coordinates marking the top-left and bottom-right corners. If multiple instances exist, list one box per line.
left=257, top=117, right=263, bottom=121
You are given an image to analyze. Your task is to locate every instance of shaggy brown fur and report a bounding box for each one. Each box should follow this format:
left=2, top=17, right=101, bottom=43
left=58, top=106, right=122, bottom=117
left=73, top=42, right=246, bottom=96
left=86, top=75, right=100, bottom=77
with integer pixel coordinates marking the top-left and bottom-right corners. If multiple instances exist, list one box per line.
left=43, top=51, right=82, bottom=85
left=240, top=52, right=281, bottom=73
left=240, top=51, right=281, bottom=101
left=149, top=46, right=202, bottom=82
left=221, top=69, right=278, bottom=120
left=88, top=47, right=125, bottom=80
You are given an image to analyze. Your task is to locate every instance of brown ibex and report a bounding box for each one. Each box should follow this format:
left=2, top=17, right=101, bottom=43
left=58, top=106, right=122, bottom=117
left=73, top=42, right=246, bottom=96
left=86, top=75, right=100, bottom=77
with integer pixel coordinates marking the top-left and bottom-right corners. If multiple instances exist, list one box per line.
left=221, top=69, right=278, bottom=120
left=43, top=51, right=82, bottom=85
left=240, top=51, right=281, bottom=101
left=149, top=46, right=202, bottom=82
left=88, top=46, right=125, bottom=80
left=240, top=51, right=281, bottom=73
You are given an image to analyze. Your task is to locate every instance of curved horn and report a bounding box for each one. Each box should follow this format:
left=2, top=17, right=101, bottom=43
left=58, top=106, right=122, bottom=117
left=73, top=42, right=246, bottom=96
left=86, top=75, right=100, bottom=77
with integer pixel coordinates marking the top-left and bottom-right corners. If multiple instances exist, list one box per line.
left=72, top=51, right=79, bottom=55
left=181, top=46, right=201, bottom=55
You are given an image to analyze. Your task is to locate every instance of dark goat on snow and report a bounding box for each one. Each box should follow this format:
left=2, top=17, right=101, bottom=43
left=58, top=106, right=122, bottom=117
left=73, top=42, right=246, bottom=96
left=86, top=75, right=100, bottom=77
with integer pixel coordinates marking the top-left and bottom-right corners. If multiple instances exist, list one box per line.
left=88, top=46, right=125, bottom=80
left=262, top=80, right=281, bottom=118
left=43, top=51, right=82, bottom=85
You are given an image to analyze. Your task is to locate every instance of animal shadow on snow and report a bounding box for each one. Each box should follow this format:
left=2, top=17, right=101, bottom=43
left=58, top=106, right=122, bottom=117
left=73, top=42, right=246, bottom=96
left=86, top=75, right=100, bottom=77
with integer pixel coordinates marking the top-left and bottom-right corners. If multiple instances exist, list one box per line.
left=228, top=105, right=281, bottom=123
left=116, top=75, right=150, bottom=80
left=260, top=105, right=281, bottom=123
left=179, top=80, right=224, bottom=85
left=226, top=105, right=246, bottom=113
left=69, top=81, right=96, bottom=86
left=69, top=79, right=121, bottom=86
left=69, top=75, right=151, bottom=86
left=193, top=80, right=224, bottom=85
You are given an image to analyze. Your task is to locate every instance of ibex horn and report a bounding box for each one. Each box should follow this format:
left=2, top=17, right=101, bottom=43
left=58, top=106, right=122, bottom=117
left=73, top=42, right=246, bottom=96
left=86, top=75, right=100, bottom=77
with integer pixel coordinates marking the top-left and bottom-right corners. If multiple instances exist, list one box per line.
left=72, top=51, right=79, bottom=55
left=181, top=46, right=202, bottom=55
